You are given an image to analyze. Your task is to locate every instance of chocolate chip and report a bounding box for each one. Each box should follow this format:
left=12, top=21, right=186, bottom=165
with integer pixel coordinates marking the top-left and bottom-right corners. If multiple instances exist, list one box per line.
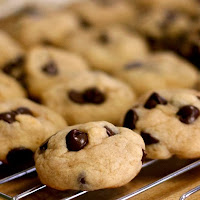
left=123, top=109, right=138, bottom=130
left=42, top=61, right=58, bottom=75
left=80, top=177, right=86, bottom=184
left=6, top=147, right=34, bottom=166
left=141, top=132, right=159, bottom=145
left=141, top=149, right=146, bottom=164
left=98, top=33, right=110, bottom=44
left=197, top=96, right=200, bottom=100
left=15, top=107, right=33, bottom=116
left=144, top=92, right=167, bottom=109
left=124, top=62, right=143, bottom=70
left=83, top=88, right=105, bottom=104
left=177, top=105, right=200, bottom=124
left=0, top=111, right=16, bottom=123
left=39, top=138, right=49, bottom=154
left=104, top=126, right=116, bottom=136
left=66, top=129, right=88, bottom=151
left=68, top=90, right=85, bottom=104
left=2, top=56, right=24, bottom=76
left=79, top=18, right=92, bottom=28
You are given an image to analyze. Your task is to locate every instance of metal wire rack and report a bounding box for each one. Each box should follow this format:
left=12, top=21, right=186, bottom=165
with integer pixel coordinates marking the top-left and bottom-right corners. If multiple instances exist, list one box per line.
left=0, top=159, right=200, bottom=200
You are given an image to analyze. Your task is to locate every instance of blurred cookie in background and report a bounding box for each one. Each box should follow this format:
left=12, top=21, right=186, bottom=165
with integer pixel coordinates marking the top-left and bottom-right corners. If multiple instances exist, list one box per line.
left=0, top=30, right=25, bottom=80
left=65, top=25, right=149, bottom=74
left=113, top=52, right=198, bottom=96
left=24, top=46, right=89, bottom=100
left=42, top=71, right=136, bottom=125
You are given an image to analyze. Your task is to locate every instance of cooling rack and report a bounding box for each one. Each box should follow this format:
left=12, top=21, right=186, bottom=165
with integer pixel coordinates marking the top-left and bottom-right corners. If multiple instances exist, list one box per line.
left=0, top=159, right=200, bottom=200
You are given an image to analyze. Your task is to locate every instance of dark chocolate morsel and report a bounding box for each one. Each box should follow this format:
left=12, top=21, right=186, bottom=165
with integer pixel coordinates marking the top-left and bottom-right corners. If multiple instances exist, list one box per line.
left=83, top=87, right=105, bottom=104
left=80, top=177, right=86, bottom=184
left=6, top=147, right=34, bottom=166
left=79, top=18, right=92, bottom=28
left=68, top=90, right=85, bottom=104
left=144, top=92, right=167, bottom=109
left=176, top=105, right=200, bottom=124
left=104, top=126, right=116, bottom=136
left=98, top=33, right=110, bottom=44
left=0, top=111, right=16, bottom=123
left=39, top=138, right=50, bottom=154
left=141, top=149, right=147, bottom=164
left=42, top=61, right=58, bottom=75
left=66, top=129, right=88, bottom=151
left=123, top=109, right=138, bottom=130
left=3, top=56, right=24, bottom=76
left=124, top=62, right=143, bottom=70
left=141, top=132, right=159, bottom=145
left=15, top=107, right=33, bottom=116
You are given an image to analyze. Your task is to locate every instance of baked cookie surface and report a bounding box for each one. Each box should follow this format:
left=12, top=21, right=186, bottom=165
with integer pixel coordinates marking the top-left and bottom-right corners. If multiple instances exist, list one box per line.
left=123, top=89, right=200, bottom=159
left=42, top=71, right=135, bottom=125
left=14, top=11, right=79, bottom=48
left=35, top=121, right=145, bottom=191
left=25, top=46, right=89, bottom=98
left=114, top=52, right=198, bottom=96
left=0, top=72, right=26, bottom=100
left=0, top=98, right=67, bottom=165
left=0, top=30, right=24, bottom=80
left=69, top=0, right=134, bottom=27
left=66, top=26, right=149, bottom=73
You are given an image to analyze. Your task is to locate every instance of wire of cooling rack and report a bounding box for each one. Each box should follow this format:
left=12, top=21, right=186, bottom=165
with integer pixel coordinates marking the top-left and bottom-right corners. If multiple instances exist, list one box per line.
left=180, top=185, right=200, bottom=200
left=0, top=159, right=200, bottom=200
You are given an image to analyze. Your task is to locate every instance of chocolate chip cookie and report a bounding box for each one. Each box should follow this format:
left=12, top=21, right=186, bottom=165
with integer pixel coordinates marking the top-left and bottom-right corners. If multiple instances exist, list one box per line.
left=0, top=98, right=67, bottom=165
left=65, top=26, right=149, bottom=73
left=24, top=46, right=89, bottom=99
left=14, top=11, right=79, bottom=48
left=35, top=121, right=145, bottom=191
left=42, top=71, right=135, bottom=125
left=123, top=89, right=200, bottom=159
left=114, top=52, right=198, bottom=96
left=0, top=72, right=26, bottom=100
left=69, top=0, right=134, bottom=27
left=0, top=30, right=25, bottom=80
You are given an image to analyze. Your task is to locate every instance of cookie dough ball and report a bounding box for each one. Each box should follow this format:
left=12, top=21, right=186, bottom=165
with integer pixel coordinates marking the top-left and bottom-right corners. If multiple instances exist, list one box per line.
left=0, top=98, right=67, bottom=165
left=42, top=71, right=135, bottom=125
left=14, top=11, right=79, bottom=48
left=69, top=0, right=135, bottom=27
left=0, top=30, right=24, bottom=80
left=122, top=89, right=200, bottom=159
left=0, top=72, right=26, bottom=100
left=114, top=52, right=198, bottom=96
left=65, top=26, right=149, bottom=73
left=25, top=46, right=89, bottom=99
left=35, top=121, right=145, bottom=191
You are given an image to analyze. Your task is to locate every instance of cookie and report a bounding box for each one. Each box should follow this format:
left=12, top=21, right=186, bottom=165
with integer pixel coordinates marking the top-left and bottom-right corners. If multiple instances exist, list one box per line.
left=178, top=19, right=200, bottom=68
left=133, top=7, right=193, bottom=42
left=65, top=26, right=149, bottom=73
left=14, top=11, right=79, bottom=48
left=35, top=121, right=145, bottom=191
left=24, top=46, right=89, bottom=99
left=69, top=0, right=135, bottom=27
left=114, top=52, right=198, bottom=96
left=0, top=98, right=67, bottom=165
left=133, top=0, right=200, bottom=18
left=123, top=89, right=200, bottom=159
left=0, top=30, right=24, bottom=80
left=42, top=71, right=135, bottom=125
left=0, top=72, right=26, bottom=100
